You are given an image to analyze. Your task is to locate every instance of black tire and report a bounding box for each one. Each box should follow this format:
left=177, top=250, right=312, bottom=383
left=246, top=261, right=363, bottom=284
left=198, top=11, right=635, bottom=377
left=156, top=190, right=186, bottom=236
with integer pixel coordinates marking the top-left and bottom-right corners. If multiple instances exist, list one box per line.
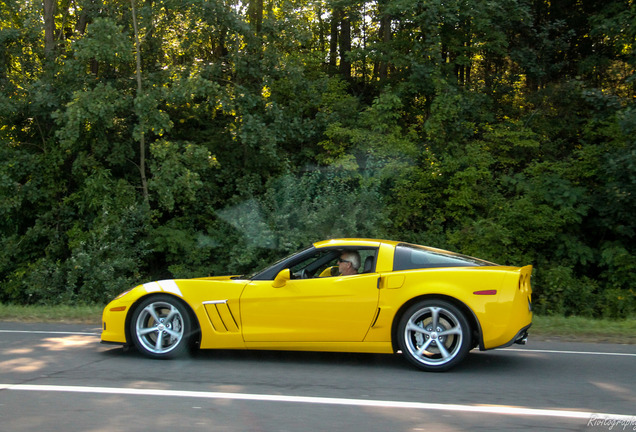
left=130, top=295, right=192, bottom=359
left=397, top=299, right=472, bottom=371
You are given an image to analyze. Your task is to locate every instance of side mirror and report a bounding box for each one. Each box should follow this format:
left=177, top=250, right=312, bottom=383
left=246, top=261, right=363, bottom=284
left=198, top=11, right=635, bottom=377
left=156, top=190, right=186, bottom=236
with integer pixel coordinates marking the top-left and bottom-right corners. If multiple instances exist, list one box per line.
left=272, top=268, right=291, bottom=288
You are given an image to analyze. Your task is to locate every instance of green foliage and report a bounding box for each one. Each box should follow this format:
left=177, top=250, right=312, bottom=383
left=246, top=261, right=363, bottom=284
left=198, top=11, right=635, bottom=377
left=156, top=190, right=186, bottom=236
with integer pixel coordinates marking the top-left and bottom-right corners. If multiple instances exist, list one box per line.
left=1, top=0, right=635, bottom=319
left=55, top=82, right=132, bottom=152
left=210, top=168, right=388, bottom=276
left=35, top=202, right=149, bottom=304
left=149, top=139, right=218, bottom=212
left=73, top=18, right=131, bottom=65
left=533, top=266, right=597, bottom=317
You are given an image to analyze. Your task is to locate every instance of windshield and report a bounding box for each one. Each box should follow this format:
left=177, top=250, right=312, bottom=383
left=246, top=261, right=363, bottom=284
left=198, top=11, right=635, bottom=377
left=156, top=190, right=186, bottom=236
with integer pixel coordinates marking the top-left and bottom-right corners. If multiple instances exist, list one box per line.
left=245, top=246, right=313, bottom=280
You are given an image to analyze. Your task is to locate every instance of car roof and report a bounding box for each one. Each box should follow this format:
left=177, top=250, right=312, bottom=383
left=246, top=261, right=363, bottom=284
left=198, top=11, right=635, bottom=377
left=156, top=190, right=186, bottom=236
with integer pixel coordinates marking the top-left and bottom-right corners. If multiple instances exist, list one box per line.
left=313, top=238, right=400, bottom=248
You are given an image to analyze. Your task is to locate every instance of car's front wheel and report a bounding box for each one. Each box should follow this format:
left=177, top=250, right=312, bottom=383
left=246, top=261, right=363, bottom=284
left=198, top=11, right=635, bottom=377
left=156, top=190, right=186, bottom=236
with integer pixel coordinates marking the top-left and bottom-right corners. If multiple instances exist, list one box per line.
left=130, top=295, right=192, bottom=359
left=397, top=299, right=471, bottom=371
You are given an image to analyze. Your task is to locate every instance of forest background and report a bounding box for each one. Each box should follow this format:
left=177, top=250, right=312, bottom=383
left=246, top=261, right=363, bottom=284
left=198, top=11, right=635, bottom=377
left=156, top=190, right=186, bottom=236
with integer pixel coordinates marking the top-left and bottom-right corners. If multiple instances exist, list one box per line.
left=1, top=0, right=634, bottom=318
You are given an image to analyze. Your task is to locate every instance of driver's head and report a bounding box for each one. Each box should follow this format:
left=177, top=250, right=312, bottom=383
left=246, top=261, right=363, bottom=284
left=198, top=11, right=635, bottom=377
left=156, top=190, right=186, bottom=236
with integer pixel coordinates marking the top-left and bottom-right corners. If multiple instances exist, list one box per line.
left=338, top=251, right=361, bottom=275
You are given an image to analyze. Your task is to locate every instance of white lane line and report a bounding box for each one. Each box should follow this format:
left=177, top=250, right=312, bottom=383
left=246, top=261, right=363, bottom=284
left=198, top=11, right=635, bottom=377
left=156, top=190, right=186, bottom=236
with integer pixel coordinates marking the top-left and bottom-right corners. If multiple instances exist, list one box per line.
left=504, top=348, right=636, bottom=357
left=0, top=384, right=634, bottom=421
left=0, top=330, right=99, bottom=336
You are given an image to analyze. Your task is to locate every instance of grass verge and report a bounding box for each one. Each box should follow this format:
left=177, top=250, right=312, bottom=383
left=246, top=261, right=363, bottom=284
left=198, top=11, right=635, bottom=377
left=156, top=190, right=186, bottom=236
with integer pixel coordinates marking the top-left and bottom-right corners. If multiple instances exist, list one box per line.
left=0, top=303, right=634, bottom=344
left=531, top=315, right=636, bottom=344
left=0, top=303, right=104, bottom=324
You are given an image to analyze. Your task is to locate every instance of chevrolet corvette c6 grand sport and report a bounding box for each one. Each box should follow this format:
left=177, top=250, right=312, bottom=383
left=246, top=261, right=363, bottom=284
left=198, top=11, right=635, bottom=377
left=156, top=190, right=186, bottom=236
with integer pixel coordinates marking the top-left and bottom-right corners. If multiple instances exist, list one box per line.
left=101, top=238, right=533, bottom=371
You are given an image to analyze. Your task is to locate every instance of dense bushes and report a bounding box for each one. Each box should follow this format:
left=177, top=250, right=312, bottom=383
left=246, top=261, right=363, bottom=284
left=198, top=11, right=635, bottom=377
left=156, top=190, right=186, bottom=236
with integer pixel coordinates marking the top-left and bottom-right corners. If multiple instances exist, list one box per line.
left=1, top=0, right=634, bottom=316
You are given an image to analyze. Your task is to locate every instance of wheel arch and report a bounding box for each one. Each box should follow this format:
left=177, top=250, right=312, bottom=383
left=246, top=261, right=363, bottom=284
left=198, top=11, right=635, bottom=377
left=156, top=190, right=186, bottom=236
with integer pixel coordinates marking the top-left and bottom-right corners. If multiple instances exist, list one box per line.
left=124, top=292, right=202, bottom=348
left=390, top=294, right=484, bottom=353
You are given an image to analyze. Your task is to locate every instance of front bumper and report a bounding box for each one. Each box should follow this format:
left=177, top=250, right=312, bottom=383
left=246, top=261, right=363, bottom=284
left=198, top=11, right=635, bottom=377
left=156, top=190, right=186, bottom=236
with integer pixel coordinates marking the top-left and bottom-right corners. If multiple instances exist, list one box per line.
left=100, top=302, right=130, bottom=344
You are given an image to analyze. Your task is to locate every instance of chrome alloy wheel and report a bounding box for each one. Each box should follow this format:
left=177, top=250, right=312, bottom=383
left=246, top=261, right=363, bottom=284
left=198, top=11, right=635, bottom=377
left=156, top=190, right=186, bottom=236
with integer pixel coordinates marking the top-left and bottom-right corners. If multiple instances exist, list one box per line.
left=398, top=300, right=471, bottom=371
left=134, top=300, right=186, bottom=356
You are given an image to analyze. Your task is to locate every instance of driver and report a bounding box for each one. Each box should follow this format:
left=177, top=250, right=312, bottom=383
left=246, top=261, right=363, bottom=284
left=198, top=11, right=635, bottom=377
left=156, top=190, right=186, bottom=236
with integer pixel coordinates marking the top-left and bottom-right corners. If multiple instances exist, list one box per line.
left=338, top=251, right=361, bottom=276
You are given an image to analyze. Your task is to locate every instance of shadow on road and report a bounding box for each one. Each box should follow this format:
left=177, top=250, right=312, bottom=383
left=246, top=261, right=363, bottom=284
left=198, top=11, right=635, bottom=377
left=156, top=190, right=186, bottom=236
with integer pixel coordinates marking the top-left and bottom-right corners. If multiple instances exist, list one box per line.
left=100, top=343, right=532, bottom=374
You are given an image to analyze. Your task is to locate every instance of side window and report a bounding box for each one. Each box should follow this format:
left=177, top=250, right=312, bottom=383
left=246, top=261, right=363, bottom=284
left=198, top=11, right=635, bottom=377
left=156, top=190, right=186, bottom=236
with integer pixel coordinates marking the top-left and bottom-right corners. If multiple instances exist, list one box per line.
left=290, top=250, right=334, bottom=277
left=290, top=250, right=338, bottom=279
left=290, top=248, right=378, bottom=278
left=336, top=248, right=378, bottom=276
left=358, top=250, right=377, bottom=273
left=393, top=243, right=489, bottom=271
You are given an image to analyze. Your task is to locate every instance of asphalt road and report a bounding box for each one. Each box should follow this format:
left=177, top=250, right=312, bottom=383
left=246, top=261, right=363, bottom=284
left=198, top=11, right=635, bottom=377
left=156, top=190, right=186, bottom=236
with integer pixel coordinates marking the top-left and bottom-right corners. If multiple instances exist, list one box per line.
left=0, top=321, right=635, bottom=432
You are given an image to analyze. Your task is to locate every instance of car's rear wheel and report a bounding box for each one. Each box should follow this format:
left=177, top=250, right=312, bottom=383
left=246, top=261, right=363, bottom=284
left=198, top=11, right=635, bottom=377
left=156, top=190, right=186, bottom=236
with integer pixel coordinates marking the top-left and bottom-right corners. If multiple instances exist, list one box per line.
left=397, top=299, right=471, bottom=371
left=130, top=295, right=191, bottom=359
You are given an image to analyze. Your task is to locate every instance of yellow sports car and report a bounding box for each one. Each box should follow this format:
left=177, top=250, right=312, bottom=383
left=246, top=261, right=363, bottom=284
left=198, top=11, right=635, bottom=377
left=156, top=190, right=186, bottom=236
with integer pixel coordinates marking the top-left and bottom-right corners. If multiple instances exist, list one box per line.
left=101, top=239, right=533, bottom=371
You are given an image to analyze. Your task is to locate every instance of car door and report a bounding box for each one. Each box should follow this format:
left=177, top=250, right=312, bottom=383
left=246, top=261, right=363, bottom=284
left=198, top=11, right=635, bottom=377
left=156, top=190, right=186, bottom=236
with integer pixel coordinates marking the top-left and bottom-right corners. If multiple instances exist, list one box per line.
left=240, top=262, right=380, bottom=343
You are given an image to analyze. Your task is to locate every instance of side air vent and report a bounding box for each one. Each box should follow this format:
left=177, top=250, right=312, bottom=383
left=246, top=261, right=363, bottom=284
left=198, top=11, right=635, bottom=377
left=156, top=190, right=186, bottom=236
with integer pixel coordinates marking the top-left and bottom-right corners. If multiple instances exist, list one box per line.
left=203, top=300, right=239, bottom=333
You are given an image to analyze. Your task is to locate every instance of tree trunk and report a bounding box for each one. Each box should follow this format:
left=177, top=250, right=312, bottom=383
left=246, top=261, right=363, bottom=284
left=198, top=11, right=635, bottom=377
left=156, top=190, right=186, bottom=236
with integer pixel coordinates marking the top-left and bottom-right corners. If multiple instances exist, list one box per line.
left=317, top=3, right=325, bottom=56
left=131, top=0, right=149, bottom=205
left=75, top=13, right=89, bottom=35
left=329, top=7, right=340, bottom=71
left=249, top=0, right=263, bottom=34
left=339, top=11, right=351, bottom=80
left=375, top=9, right=391, bottom=82
left=43, top=0, right=56, bottom=58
